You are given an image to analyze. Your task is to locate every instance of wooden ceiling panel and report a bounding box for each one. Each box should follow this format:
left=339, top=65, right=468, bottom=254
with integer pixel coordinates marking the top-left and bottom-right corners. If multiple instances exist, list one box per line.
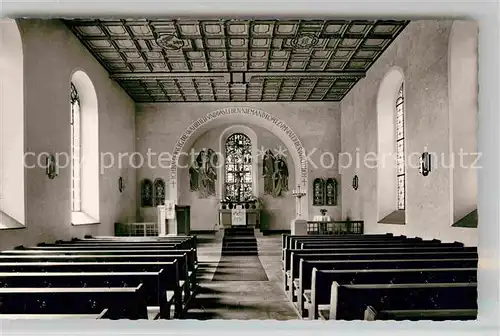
left=63, top=18, right=409, bottom=102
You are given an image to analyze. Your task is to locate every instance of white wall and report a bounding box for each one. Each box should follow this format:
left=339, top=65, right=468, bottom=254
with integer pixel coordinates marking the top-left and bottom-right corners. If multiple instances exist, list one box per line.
left=340, top=20, right=478, bottom=246
left=0, top=19, right=136, bottom=250
left=135, top=102, right=342, bottom=231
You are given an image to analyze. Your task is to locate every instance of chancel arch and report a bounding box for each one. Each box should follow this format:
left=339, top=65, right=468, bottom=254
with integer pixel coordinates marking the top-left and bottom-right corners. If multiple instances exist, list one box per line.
left=170, top=107, right=308, bottom=221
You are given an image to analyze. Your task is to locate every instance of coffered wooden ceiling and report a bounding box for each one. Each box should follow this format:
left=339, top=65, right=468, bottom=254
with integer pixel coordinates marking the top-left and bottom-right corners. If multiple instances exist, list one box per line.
left=63, top=19, right=409, bottom=102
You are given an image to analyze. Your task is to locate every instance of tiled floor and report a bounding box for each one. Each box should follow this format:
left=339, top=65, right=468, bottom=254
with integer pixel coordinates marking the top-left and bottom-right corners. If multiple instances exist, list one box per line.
left=184, top=231, right=298, bottom=320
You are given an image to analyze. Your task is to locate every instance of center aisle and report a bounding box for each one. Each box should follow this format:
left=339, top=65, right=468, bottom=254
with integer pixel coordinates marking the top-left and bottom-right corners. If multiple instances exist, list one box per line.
left=183, top=230, right=297, bottom=320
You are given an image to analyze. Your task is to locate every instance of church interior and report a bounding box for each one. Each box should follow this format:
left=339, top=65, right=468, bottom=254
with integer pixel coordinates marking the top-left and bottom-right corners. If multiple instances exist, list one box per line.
left=0, top=18, right=480, bottom=321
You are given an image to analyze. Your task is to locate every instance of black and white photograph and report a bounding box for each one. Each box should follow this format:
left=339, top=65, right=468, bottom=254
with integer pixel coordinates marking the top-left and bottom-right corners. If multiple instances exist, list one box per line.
left=0, top=3, right=496, bottom=331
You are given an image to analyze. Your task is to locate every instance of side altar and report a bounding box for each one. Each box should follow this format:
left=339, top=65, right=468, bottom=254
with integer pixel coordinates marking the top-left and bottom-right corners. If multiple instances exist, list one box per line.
left=218, top=200, right=260, bottom=229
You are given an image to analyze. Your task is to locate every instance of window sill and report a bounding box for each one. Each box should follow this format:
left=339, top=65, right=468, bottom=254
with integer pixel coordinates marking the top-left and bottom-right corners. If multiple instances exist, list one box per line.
left=452, top=209, right=477, bottom=228
left=0, top=210, right=26, bottom=230
left=71, top=212, right=99, bottom=226
left=378, top=210, right=406, bottom=225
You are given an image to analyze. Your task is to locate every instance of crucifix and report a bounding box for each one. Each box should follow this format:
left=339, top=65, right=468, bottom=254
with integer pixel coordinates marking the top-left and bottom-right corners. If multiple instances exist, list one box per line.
left=292, top=178, right=307, bottom=219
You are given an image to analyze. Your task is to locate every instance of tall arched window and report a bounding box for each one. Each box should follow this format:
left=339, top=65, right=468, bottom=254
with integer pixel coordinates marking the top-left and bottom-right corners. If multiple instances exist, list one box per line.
left=396, top=82, right=406, bottom=210
left=224, top=133, right=253, bottom=202
left=70, top=70, right=99, bottom=225
left=377, top=67, right=405, bottom=224
left=0, top=19, right=25, bottom=229
left=70, top=82, right=81, bottom=212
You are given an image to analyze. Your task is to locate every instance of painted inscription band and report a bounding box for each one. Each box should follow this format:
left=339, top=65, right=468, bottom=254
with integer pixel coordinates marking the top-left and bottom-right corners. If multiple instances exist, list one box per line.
left=169, top=107, right=307, bottom=183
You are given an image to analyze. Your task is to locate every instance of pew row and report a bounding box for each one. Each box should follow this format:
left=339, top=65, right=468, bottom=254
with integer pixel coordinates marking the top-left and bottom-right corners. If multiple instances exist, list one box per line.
left=0, top=269, right=177, bottom=319
left=0, top=252, right=196, bottom=295
left=283, top=245, right=476, bottom=292
left=0, top=285, right=148, bottom=319
left=308, top=271, right=477, bottom=320
left=282, top=234, right=397, bottom=258
left=0, top=260, right=193, bottom=316
left=364, top=305, right=477, bottom=321
left=300, top=266, right=477, bottom=318
left=0, top=309, right=109, bottom=319
left=292, top=252, right=478, bottom=313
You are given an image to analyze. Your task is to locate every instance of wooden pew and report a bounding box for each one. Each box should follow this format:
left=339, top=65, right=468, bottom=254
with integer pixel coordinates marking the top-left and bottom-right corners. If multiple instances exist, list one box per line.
left=45, top=242, right=182, bottom=249
left=287, top=235, right=414, bottom=250
left=4, top=248, right=198, bottom=271
left=296, top=240, right=461, bottom=250
left=20, top=246, right=198, bottom=264
left=319, top=280, right=477, bottom=320
left=0, top=285, right=148, bottom=319
left=0, top=253, right=194, bottom=301
left=364, top=305, right=477, bottom=321
left=2, top=249, right=198, bottom=294
left=0, top=269, right=176, bottom=319
left=73, top=238, right=197, bottom=251
left=300, top=266, right=477, bottom=318
left=0, top=309, right=110, bottom=320
left=282, top=234, right=397, bottom=257
left=80, top=235, right=197, bottom=249
left=0, top=261, right=186, bottom=316
left=291, top=251, right=478, bottom=305
left=282, top=245, right=476, bottom=291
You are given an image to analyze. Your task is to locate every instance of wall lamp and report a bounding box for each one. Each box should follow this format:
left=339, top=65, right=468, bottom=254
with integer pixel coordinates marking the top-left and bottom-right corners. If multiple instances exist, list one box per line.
left=420, top=152, right=431, bottom=176
left=352, top=175, right=359, bottom=190
left=46, top=154, right=58, bottom=179
left=118, top=176, right=125, bottom=192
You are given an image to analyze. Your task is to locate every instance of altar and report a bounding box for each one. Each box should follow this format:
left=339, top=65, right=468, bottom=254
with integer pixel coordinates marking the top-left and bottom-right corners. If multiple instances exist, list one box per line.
left=218, top=201, right=260, bottom=228
left=219, top=209, right=260, bottom=228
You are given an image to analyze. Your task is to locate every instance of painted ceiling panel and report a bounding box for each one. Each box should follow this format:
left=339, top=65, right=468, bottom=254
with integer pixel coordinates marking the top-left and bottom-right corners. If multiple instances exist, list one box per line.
left=63, top=18, right=409, bottom=102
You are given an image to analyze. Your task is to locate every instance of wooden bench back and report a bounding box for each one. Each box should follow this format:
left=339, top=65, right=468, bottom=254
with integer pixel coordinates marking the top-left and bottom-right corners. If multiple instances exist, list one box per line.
left=0, top=284, right=148, bottom=319
left=3, top=248, right=197, bottom=267
left=295, top=251, right=478, bottom=287
left=289, top=236, right=415, bottom=249
left=0, top=253, right=190, bottom=276
left=283, top=246, right=476, bottom=273
left=298, top=240, right=462, bottom=249
left=300, top=267, right=477, bottom=318
left=0, top=269, right=175, bottom=315
left=364, top=305, right=478, bottom=321
left=284, top=233, right=397, bottom=249
left=325, top=281, right=477, bottom=320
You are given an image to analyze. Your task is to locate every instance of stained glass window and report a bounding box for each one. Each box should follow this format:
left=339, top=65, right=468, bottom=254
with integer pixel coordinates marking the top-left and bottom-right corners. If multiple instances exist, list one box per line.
left=141, top=179, right=153, bottom=207
left=325, top=178, right=337, bottom=206
left=70, top=83, right=81, bottom=212
left=154, top=178, right=166, bottom=206
left=396, top=82, right=405, bottom=210
left=312, top=178, right=325, bottom=206
left=224, top=133, right=252, bottom=202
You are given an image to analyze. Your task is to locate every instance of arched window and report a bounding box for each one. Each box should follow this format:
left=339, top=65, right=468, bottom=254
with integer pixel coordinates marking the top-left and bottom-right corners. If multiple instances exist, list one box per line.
left=377, top=67, right=405, bottom=224
left=70, top=70, right=99, bottom=225
left=0, top=19, right=25, bottom=229
left=396, top=82, right=406, bottom=210
left=224, top=133, right=253, bottom=202
left=141, top=179, right=153, bottom=207
left=70, top=83, right=81, bottom=212
left=154, top=178, right=166, bottom=206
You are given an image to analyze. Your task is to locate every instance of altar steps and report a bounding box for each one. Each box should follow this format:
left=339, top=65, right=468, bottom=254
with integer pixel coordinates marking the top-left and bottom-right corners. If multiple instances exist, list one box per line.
left=221, top=228, right=259, bottom=256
